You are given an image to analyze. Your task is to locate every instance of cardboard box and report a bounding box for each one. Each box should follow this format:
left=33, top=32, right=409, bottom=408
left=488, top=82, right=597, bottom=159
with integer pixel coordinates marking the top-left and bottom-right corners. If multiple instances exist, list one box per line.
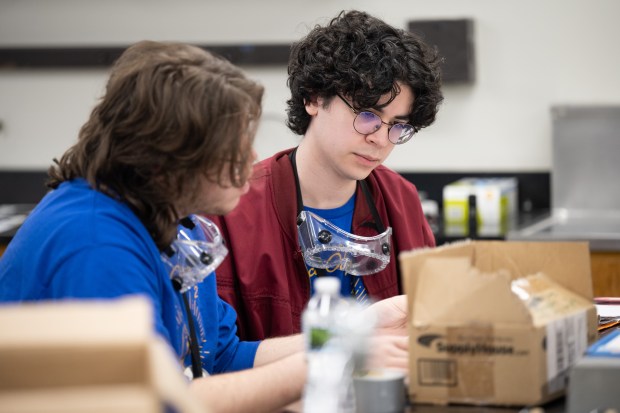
left=400, top=241, right=597, bottom=406
left=443, top=178, right=518, bottom=237
left=0, top=296, right=207, bottom=413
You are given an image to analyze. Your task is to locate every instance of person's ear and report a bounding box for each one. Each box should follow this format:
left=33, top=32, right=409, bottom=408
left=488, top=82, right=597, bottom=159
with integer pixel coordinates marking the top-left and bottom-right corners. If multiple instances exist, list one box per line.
left=304, top=96, right=321, bottom=116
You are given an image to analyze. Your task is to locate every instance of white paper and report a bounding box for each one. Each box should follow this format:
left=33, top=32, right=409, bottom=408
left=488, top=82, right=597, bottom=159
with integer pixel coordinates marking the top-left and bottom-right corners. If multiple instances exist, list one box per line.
left=596, top=304, right=620, bottom=318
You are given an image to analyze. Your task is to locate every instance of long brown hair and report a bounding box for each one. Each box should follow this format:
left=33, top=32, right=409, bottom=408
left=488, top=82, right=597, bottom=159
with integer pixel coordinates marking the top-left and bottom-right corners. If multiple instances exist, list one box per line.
left=48, top=41, right=264, bottom=249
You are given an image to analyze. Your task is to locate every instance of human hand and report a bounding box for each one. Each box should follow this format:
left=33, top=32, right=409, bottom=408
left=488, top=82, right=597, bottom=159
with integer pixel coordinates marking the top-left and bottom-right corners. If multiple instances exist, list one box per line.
left=365, top=334, right=409, bottom=373
left=365, top=295, right=408, bottom=336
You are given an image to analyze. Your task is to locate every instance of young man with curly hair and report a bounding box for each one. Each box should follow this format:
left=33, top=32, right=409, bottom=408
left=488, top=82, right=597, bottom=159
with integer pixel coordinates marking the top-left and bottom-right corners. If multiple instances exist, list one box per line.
left=210, top=10, right=444, bottom=344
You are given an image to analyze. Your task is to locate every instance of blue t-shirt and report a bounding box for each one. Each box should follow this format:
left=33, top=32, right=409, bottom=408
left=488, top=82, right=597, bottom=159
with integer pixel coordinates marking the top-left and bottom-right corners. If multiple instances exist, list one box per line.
left=0, top=179, right=258, bottom=374
left=305, top=194, right=357, bottom=297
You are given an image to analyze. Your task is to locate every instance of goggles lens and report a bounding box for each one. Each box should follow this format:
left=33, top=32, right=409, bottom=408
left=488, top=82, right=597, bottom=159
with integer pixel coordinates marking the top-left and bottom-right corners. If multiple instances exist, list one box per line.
left=161, top=215, right=228, bottom=293
left=297, top=211, right=392, bottom=276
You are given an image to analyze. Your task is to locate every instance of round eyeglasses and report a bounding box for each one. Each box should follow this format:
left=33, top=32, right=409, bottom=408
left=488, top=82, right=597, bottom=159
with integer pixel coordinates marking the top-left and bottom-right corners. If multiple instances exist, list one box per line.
left=336, top=94, right=417, bottom=145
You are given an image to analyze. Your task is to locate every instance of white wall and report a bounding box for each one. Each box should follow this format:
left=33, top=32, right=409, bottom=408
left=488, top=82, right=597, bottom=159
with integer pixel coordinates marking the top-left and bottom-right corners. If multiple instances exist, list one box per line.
left=1, top=0, right=619, bottom=172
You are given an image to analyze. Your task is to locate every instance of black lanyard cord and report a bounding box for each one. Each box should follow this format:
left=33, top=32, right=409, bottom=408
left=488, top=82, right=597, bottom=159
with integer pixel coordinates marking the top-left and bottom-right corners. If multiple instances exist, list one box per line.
left=290, top=148, right=305, bottom=219
left=181, top=291, right=203, bottom=379
left=359, top=179, right=386, bottom=233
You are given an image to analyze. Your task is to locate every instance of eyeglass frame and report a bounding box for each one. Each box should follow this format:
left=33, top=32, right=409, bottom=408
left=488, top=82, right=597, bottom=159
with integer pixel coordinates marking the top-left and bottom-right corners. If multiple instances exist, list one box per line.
left=335, top=93, right=418, bottom=145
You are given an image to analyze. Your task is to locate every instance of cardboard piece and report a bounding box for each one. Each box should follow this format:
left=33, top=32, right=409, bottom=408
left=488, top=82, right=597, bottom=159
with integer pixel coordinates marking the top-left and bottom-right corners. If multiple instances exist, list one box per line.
left=400, top=240, right=597, bottom=406
left=0, top=296, right=207, bottom=413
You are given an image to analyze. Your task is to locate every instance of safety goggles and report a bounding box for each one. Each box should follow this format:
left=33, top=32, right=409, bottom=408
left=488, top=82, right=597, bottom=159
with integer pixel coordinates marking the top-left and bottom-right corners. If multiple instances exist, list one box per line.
left=296, top=210, right=392, bottom=276
left=336, top=93, right=417, bottom=145
left=161, top=215, right=228, bottom=293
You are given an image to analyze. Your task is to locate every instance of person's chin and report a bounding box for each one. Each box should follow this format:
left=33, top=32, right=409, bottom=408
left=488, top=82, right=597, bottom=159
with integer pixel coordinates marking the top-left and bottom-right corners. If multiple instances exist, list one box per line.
left=349, top=156, right=381, bottom=177
left=200, top=200, right=238, bottom=216
left=348, top=165, right=375, bottom=181
left=220, top=198, right=242, bottom=215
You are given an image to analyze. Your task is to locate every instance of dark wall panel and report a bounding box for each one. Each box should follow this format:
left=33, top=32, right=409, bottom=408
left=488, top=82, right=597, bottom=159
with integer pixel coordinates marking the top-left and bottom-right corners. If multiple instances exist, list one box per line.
left=0, top=171, right=49, bottom=204
left=408, top=19, right=476, bottom=83
left=0, top=44, right=291, bottom=68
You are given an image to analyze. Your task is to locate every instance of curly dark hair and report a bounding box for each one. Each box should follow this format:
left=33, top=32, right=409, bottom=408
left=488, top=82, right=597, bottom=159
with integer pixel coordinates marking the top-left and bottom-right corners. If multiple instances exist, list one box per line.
left=286, top=10, right=443, bottom=135
left=48, top=41, right=263, bottom=249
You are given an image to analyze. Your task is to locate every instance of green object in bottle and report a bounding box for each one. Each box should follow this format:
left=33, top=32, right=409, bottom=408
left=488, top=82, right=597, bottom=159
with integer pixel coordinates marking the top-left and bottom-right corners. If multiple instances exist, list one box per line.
left=310, top=327, right=331, bottom=349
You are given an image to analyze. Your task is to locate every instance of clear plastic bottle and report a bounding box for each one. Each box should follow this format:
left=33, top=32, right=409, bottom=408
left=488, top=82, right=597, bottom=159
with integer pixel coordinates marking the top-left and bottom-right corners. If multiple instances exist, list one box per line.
left=302, top=277, right=352, bottom=413
left=303, top=277, right=342, bottom=352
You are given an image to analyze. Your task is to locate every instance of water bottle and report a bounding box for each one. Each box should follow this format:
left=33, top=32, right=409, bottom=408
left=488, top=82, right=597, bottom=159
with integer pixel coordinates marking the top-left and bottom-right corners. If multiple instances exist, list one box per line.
left=303, top=277, right=342, bottom=351
left=302, top=277, right=352, bottom=413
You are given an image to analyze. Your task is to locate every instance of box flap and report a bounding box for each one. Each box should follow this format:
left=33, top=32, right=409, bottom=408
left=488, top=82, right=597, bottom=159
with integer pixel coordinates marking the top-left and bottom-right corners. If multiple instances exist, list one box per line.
left=472, top=241, right=593, bottom=299
left=512, top=272, right=594, bottom=326
left=402, top=240, right=593, bottom=319
left=413, top=257, right=532, bottom=325
left=401, top=240, right=476, bottom=315
left=0, top=296, right=208, bottom=413
left=0, top=296, right=154, bottom=390
left=0, top=295, right=152, bottom=348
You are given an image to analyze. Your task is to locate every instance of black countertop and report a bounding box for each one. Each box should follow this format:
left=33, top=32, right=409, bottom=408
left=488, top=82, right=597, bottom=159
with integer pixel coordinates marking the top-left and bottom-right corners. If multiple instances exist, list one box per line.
left=433, top=210, right=551, bottom=246
left=0, top=204, right=552, bottom=246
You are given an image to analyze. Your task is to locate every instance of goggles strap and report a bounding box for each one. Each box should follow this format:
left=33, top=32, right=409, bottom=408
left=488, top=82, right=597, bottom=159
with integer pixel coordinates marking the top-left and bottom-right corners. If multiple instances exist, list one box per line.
left=359, top=179, right=386, bottom=233
left=181, top=289, right=203, bottom=379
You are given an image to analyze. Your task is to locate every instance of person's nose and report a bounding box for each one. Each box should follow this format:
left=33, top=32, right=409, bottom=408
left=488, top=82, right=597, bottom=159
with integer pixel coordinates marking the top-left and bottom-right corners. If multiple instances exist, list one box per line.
left=365, top=123, right=391, bottom=147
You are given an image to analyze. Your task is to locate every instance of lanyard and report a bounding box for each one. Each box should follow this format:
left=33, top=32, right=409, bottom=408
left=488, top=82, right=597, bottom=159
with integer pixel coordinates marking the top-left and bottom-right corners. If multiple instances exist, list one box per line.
left=181, top=291, right=203, bottom=379
left=169, top=215, right=203, bottom=379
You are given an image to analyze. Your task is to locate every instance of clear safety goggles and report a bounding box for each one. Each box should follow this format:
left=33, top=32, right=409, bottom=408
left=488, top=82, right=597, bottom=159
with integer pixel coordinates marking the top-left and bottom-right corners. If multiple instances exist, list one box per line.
left=296, top=210, right=392, bottom=276
left=161, top=215, right=228, bottom=293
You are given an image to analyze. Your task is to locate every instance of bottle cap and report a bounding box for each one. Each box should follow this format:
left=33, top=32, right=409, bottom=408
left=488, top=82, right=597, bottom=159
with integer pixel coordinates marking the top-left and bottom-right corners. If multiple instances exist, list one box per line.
left=314, top=277, right=341, bottom=295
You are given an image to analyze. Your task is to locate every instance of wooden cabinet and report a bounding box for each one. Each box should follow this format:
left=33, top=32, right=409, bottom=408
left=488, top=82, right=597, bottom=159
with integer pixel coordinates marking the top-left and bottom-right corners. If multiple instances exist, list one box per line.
left=591, top=251, right=620, bottom=297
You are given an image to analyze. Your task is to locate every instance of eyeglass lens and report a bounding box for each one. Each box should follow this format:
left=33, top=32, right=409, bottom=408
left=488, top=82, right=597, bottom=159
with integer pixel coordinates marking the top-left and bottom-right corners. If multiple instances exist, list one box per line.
left=353, top=111, right=414, bottom=144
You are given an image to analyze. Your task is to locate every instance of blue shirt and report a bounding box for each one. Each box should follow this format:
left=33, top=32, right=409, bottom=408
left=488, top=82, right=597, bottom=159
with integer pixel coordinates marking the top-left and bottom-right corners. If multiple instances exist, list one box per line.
left=0, top=179, right=258, bottom=374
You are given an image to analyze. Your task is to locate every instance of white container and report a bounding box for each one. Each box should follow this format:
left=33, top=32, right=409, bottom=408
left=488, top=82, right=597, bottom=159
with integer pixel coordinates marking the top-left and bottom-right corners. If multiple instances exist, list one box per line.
left=443, top=178, right=518, bottom=236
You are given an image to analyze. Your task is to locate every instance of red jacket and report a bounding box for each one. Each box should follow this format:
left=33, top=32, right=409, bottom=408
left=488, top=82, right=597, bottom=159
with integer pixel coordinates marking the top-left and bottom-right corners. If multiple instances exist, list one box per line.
left=209, top=148, right=435, bottom=341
